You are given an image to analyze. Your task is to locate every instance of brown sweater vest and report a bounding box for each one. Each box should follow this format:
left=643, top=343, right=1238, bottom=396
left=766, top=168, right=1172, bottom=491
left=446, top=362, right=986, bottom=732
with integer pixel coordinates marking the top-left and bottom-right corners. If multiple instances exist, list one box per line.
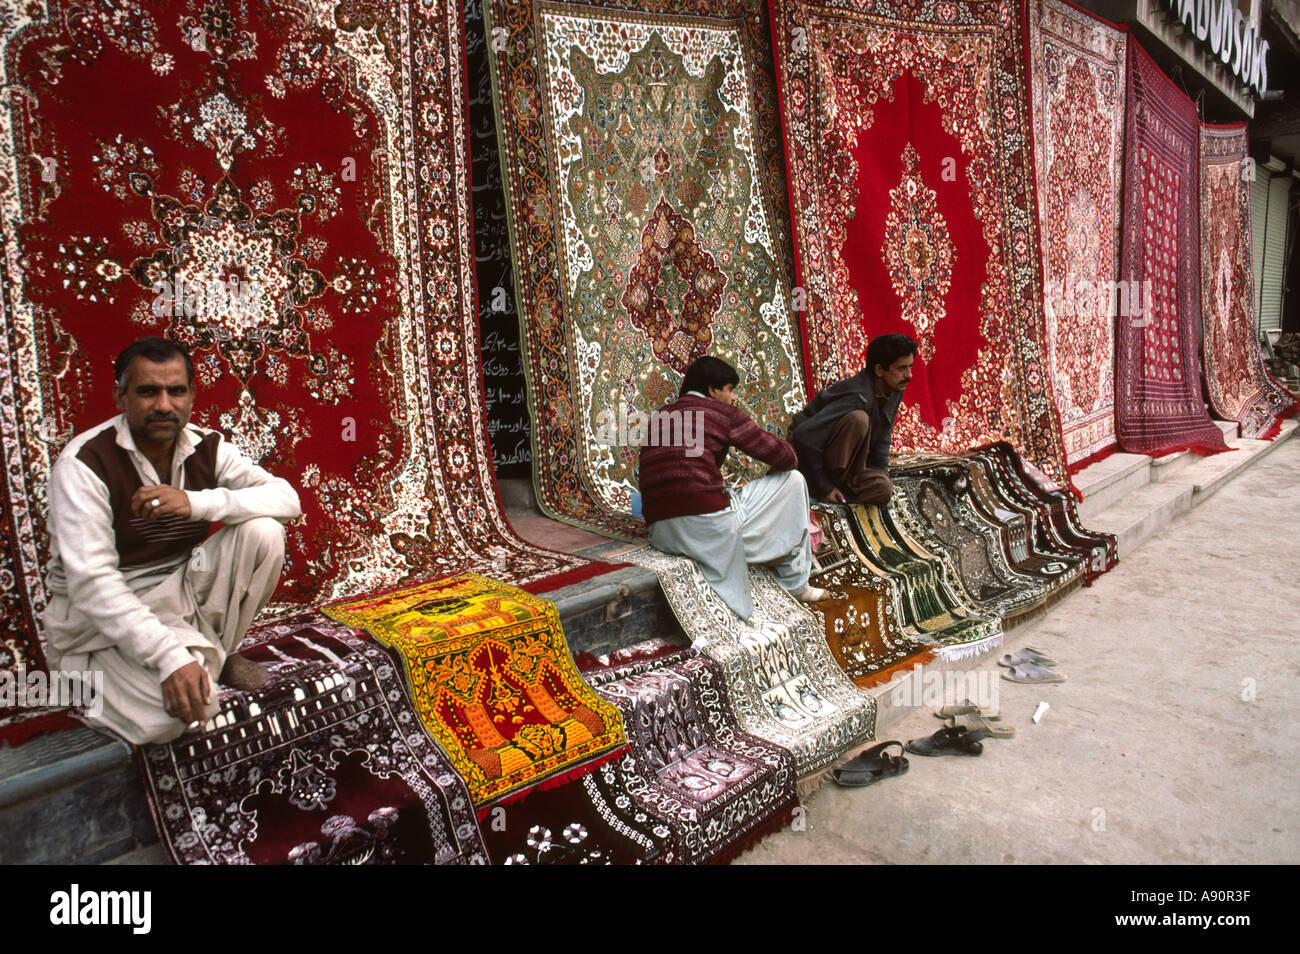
left=75, top=425, right=220, bottom=567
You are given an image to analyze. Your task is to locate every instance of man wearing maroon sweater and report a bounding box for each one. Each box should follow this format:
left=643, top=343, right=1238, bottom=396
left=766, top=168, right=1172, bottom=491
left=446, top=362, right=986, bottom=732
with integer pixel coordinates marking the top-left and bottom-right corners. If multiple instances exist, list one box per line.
left=638, top=356, right=825, bottom=621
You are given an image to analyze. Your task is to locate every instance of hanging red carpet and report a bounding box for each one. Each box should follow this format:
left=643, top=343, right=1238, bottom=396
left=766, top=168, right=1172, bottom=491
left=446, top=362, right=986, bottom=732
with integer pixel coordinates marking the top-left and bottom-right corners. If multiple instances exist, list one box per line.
left=1026, top=0, right=1127, bottom=470
left=1199, top=124, right=1300, bottom=439
left=1115, top=37, right=1229, bottom=458
left=485, top=0, right=806, bottom=536
left=323, top=574, right=627, bottom=809
left=772, top=0, right=1069, bottom=484
left=140, top=611, right=489, bottom=865
left=0, top=0, right=603, bottom=714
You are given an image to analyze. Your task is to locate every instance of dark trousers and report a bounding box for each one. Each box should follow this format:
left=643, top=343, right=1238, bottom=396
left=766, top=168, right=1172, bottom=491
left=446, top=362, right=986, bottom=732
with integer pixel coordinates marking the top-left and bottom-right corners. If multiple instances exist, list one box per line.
left=825, top=410, right=893, bottom=506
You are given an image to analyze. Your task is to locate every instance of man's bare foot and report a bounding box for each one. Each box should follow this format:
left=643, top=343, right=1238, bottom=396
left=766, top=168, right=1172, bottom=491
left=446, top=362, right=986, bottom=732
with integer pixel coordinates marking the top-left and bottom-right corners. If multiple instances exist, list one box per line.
left=219, top=652, right=269, bottom=691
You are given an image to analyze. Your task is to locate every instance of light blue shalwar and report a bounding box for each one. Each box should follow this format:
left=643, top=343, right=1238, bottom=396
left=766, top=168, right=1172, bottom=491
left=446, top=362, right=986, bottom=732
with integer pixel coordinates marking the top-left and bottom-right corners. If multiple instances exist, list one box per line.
left=648, top=468, right=812, bottom=621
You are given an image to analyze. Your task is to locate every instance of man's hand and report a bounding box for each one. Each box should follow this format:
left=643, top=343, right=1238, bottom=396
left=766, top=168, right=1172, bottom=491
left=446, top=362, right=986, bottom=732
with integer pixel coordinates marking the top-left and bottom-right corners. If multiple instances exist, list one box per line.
left=131, top=485, right=191, bottom=522
left=824, top=488, right=847, bottom=504
left=162, top=661, right=211, bottom=726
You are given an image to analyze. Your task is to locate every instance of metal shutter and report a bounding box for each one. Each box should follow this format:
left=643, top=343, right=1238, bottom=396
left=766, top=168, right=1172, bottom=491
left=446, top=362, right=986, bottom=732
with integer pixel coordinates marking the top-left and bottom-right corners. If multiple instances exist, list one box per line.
left=1256, top=171, right=1292, bottom=333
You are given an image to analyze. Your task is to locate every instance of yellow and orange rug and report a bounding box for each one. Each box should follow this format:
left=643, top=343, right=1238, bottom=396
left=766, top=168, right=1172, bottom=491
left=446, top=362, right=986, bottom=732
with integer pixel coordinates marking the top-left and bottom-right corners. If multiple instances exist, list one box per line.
left=325, top=574, right=626, bottom=809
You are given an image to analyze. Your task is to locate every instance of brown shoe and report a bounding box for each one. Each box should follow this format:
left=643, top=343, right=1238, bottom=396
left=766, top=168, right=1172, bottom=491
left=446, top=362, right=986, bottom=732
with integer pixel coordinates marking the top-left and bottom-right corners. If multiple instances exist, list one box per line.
left=219, top=652, right=269, bottom=691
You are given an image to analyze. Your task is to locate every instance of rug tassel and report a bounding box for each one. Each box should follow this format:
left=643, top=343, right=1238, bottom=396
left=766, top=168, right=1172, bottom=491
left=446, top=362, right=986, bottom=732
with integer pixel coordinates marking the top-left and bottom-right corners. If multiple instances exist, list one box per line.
left=710, top=800, right=804, bottom=866
left=937, top=632, right=1003, bottom=661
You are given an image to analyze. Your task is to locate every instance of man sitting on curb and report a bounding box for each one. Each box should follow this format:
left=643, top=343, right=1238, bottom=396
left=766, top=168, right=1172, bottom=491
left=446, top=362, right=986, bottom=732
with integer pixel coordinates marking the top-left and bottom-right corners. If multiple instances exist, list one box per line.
left=790, top=332, right=916, bottom=506
left=43, top=337, right=302, bottom=744
left=638, top=355, right=825, bottom=621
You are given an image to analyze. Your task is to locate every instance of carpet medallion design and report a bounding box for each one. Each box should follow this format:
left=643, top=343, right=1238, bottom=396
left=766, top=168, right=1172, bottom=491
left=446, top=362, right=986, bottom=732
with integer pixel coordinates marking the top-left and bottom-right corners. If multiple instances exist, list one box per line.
left=0, top=0, right=595, bottom=706
left=487, top=0, right=803, bottom=534
left=883, top=143, right=954, bottom=364
left=772, top=0, right=1069, bottom=483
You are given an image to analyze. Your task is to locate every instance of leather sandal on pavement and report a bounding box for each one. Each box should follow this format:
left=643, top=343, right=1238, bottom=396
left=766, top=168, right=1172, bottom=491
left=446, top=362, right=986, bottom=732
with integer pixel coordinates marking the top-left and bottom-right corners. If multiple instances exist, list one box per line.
left=934, top=701, right=1002, bottom=721
left=832, top=741, right=909, bottom=787
left=905, top=725, right=985, bottom=757
left=948, top=710, right=1014, bottom=739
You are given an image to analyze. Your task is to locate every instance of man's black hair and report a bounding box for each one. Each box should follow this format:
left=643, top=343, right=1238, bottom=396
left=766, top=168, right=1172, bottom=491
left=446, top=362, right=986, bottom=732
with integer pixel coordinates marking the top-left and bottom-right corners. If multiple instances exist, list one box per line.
left=864, top=333, right=917, bottom=377
left=680, top=355, right=740, bottom=397
left=114, top=337, right=194, bottom=389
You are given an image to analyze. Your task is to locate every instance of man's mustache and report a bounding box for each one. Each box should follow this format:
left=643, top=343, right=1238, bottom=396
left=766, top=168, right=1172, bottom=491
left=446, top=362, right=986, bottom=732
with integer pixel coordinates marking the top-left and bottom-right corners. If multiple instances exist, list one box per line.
left=147, top=414, right=180, bottom=423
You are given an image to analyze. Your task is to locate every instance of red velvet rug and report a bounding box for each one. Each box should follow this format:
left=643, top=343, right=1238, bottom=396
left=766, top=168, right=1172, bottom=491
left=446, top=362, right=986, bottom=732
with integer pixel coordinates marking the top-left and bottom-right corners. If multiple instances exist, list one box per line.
left=772, top=0, right=1069, bottom=484
left=1115, top=37, right=1228, bottom=458
left=1199, top=123, right=1300, bottom=439
left=0, top=0, right=603, bottom=709
left=1026, top=0, right=1126, bottom=469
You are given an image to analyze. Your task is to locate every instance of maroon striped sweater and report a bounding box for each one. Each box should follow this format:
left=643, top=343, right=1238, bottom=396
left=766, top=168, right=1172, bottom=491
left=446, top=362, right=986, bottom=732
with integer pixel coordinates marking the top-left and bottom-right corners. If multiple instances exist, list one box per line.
left=638, top=394, right=797, bottom=524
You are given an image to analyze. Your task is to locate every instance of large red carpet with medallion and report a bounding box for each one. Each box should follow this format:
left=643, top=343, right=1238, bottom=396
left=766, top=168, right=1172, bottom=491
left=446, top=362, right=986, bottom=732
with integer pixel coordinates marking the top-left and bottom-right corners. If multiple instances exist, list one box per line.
left=0, top=0, right=604, bottom=718
left=771, top=0, right=1069, bottom=485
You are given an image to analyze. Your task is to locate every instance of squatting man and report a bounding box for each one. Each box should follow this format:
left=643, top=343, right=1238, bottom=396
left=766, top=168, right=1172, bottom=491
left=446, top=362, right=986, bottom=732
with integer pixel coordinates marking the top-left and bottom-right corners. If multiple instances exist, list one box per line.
left=43, top=337, right=301, bottom=744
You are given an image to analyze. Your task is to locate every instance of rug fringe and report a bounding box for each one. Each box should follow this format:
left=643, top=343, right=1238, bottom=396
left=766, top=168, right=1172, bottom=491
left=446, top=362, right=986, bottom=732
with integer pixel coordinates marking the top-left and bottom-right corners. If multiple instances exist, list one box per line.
left=711, top=799, right=802, bottom=866
left=1066, top=442, right=1120, bottom=475
left=937, top=631, right=1004, bottom=661
left=0, top=708, right=81, bottom=748
left=1256, top=401, right=1300, bottom=441
left=857, top=648, right=939, bottom=689
left=796, top=764, right=835, bottom=800
left=522, top=561, right=630, bottom=594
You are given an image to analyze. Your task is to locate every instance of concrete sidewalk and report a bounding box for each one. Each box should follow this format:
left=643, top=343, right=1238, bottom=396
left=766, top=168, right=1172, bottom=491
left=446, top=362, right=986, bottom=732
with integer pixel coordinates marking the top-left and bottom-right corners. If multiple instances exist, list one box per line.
left=739, top=438, right=1300, bottom=865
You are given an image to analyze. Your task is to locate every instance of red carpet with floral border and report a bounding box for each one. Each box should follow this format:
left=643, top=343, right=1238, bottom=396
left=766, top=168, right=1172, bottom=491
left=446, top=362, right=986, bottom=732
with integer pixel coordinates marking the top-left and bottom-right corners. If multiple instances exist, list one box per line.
left=1198, top=123, right=1300, bottom=439
left=771, top=0, right=1070, bottom=484
left=0, top=0, right=605, bottom=716
left=1026, top=0, right=1127, bottom=470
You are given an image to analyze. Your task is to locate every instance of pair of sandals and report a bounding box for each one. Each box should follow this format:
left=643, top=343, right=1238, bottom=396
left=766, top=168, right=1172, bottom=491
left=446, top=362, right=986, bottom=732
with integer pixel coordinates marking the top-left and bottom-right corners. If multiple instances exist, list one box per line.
left=999, top=647, right=1066, bottom=684
left=934, top=702, right=1014, bottom=739
left=831, top=722, right=987, bottom=786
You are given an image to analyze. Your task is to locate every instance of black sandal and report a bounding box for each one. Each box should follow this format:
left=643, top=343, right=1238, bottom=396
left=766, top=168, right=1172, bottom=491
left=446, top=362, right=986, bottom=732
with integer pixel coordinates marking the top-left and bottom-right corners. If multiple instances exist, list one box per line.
left=905, top=725, right=984, bottom=757
left=832, top=741, right=910, bottom=787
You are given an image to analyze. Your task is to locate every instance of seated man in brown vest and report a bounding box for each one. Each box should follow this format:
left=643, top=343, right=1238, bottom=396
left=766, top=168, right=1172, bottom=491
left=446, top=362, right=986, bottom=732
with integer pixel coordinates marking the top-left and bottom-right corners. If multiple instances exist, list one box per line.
left=43, top=337, right=301, bottom=744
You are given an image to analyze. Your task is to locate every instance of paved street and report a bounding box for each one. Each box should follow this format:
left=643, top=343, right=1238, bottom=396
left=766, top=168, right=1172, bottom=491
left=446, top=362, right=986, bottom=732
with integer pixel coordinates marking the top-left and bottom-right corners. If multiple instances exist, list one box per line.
left=740, top=439, right=1300, bottom=864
